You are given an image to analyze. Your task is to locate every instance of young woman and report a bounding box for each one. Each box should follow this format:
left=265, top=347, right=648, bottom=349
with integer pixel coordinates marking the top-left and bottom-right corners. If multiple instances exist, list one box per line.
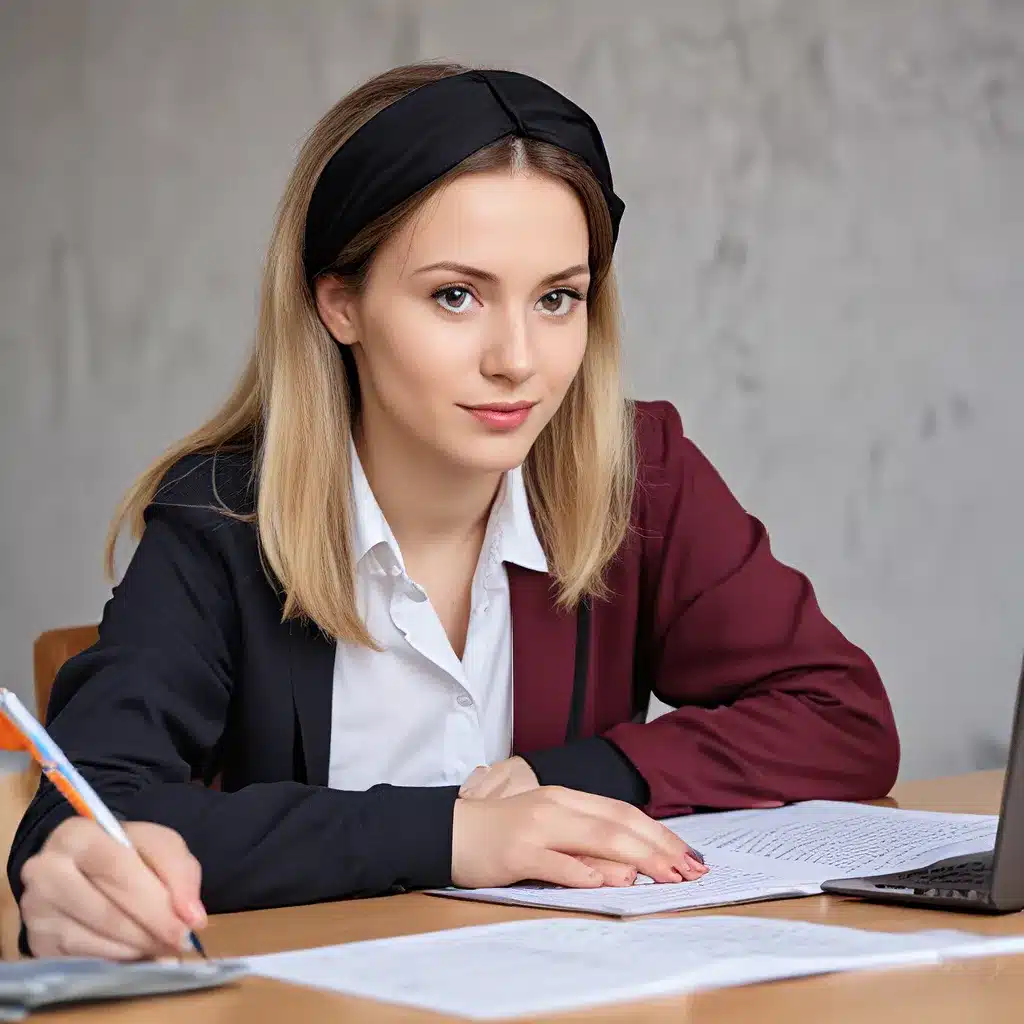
left=9, top=62, right=899, bottom=960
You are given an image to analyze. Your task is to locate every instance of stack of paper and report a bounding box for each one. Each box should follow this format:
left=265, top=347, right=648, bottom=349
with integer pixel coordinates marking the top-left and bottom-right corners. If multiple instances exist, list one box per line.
left=428, top=799, right=999, bottom=916
left=244, top=915, right=1024, bottom=1019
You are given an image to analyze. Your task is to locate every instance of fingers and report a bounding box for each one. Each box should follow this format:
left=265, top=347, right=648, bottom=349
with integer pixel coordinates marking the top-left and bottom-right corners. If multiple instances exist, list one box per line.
left=527, top=850, right=604, bottom=889
left=26, top=913, right=150, bottom=961
left=572, top=823, right=700, bottom=883
left=536, top=789, right=707, bottom=882
left=67, top=827, right=196, bottom=952
left=574, top=856, right=638, bottom=887
left=459, top=766, right=489, bottom=797
left=20, top=854, right=165, bottom=956
left=128, top=823, right=206, bottom=930
left=548, top=789, right=705, bottom=872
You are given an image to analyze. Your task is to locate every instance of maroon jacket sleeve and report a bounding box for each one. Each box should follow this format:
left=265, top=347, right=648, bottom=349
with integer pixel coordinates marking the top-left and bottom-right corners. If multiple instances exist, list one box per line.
left=603, top=401, right=900, bottom=818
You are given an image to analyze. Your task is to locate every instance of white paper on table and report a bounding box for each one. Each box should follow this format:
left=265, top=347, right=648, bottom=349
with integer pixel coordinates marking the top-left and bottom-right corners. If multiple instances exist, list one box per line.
left=243, top=915, right=1024, bottom=1020
left=427, top=799, right=999, bottom=916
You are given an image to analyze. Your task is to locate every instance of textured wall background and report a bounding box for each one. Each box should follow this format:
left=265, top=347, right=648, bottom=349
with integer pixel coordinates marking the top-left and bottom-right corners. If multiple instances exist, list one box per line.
left=2, top=0, right=1022, bottom=780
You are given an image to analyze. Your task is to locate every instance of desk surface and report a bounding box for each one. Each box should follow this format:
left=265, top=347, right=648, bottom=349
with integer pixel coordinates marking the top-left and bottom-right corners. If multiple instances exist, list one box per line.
left=43, top=771, right=1023, bottom=1023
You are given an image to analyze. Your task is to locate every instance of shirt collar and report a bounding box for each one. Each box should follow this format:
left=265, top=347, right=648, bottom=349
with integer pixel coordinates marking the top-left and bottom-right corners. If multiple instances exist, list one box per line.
left=350, top=443, right=404, bottom=569
left=349, top=443, right=548, bottom=574
left=495, top=465, right=549, bottom=573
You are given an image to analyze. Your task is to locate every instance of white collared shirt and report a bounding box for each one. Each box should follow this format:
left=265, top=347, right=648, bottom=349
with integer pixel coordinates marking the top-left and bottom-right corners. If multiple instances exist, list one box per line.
left=327, top=448, right=548, bottom=792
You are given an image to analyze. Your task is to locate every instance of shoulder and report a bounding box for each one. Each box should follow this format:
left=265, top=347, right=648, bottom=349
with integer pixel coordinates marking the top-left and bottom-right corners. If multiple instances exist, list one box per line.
left=629, top=399, right=742, bottom=528
left=632, top=399, right=688, bottom=485
left=149, top=446, right=258, bottom=527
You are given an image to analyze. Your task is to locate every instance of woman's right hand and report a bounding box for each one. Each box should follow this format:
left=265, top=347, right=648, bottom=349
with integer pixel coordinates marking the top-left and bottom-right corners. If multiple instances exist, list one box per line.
left=451, top=786, right=707, bottom=889
left=19, top=818, right=207, bottom=960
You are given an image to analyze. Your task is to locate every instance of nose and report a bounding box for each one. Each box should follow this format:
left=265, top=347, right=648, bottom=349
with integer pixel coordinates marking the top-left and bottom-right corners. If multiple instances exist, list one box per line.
left=480, top=306, right=535, bottom=387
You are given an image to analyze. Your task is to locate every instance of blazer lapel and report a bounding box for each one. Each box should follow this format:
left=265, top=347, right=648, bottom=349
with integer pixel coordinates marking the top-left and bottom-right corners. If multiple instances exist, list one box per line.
left=287, top=621, right=336, bottom=786
left=508, top=564, right=580, bottom=754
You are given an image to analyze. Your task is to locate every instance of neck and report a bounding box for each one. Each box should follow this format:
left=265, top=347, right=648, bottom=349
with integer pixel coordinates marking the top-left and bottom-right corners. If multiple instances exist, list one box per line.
left=354, top=417, right=503, bottom=554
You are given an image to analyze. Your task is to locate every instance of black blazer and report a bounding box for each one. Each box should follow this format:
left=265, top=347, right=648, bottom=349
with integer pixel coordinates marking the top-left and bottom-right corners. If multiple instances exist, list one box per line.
left=7, top=452, right=642, bottom=916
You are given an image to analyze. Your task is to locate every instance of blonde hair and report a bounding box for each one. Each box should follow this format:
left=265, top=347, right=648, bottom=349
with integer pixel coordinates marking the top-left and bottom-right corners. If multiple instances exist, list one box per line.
left=106, top=61, right=635, bottom=647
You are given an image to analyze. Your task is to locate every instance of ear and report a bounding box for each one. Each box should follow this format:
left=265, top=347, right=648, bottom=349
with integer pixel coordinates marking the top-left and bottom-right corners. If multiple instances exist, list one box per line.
left=314, top=275, right=361, bottom=347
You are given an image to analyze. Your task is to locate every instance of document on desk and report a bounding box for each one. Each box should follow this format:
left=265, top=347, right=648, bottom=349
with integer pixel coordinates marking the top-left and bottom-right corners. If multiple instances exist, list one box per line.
left=243, top=915, right=1024, bottom=1020
left=427, top=799, right=1000, bottom=916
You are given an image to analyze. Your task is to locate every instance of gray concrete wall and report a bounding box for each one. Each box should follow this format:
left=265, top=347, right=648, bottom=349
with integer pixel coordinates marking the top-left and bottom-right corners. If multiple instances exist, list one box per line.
left=2, top=0, right=1023, bottom=780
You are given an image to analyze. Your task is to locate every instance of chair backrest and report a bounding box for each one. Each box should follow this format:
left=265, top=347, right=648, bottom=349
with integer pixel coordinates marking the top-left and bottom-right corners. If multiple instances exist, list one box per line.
left=32, top=625, right=98, bottom=719
left=0, top=626, right=97, bottom=960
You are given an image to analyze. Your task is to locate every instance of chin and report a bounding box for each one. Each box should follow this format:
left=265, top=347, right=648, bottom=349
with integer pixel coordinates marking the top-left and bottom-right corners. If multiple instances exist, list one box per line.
left=442, top=433, right=537, bottom=475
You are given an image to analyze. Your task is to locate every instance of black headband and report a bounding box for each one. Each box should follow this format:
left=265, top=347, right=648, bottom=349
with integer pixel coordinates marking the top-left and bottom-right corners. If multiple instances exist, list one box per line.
left=303, top=69, right=625, bottom=282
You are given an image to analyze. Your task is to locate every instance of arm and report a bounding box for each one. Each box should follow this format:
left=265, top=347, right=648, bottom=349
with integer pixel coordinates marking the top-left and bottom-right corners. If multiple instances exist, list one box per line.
left=531, top=403, right=899, bottom=817
left=7, top=500, right=457, bottom=916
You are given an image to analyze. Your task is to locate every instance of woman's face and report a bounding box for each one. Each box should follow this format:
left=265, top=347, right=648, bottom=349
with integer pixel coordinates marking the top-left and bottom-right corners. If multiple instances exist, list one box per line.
left=317, top=169, right=591, bottom=474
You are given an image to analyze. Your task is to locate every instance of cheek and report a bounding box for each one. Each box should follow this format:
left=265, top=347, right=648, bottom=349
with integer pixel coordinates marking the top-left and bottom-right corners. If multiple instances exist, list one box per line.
left=540, top=322, right=589, bottom=395
left=364, top=301, right=472, bottom=398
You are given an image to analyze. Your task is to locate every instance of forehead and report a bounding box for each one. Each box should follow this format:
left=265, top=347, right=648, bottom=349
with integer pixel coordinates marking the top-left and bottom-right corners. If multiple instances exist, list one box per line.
left=379, top=169, right=590, bottom=278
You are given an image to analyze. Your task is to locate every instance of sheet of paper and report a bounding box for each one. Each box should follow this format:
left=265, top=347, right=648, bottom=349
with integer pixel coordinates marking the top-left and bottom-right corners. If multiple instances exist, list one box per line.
left=243, top=915, right=1024, bottom=1020
left=666, top=800, right=999, bottom=876
left=434, top=854, right=820, bottom=917
left=428, top=799, right=999, bottom=916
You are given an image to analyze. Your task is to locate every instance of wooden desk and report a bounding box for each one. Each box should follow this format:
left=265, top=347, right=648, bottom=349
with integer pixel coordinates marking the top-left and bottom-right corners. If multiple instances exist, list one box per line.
left=42, top=771, right=1024, bottom=1023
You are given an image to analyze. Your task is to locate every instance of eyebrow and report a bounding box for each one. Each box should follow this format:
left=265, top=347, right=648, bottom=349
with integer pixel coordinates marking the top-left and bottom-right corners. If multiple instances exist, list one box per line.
left=411, top=261, right=590, bottom=288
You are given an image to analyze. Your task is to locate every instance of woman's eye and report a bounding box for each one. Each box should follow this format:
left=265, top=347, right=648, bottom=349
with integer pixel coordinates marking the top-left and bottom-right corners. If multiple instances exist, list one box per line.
left=536, top=289, right=582, bottom=317
left=433, top=287, right=476, bottom=314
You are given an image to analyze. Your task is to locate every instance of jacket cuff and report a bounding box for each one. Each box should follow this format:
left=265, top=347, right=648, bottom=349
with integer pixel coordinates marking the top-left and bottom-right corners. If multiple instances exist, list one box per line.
left=375, top=784, right=461, bottom=890
left=520, top=737, right=650, bottom=806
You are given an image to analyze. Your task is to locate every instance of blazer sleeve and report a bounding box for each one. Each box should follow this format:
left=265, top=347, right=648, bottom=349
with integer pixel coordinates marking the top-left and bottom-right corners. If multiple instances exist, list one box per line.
left=7, top=499, right=458, bottom=922
left=597, top=403, right=898, bottom=818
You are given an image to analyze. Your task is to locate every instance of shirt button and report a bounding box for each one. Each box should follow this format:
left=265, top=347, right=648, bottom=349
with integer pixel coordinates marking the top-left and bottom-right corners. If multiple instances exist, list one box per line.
left=456, top=694, right=473, bottom=708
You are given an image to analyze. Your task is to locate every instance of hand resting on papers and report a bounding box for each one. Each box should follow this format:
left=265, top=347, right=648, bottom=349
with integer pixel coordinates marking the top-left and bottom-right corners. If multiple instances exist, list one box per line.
left=452, top=784, right=707, bottom=889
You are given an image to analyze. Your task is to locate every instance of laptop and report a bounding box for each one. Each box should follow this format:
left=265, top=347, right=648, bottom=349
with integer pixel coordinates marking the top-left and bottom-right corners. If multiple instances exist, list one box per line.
left=821, top=654, right=1024, bottom=913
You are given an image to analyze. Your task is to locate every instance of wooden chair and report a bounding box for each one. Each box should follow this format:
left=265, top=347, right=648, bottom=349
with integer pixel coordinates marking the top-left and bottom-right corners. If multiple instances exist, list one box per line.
left=0, top=625, right=98, bottom=959
left=33, top=625, right=99, bottom=721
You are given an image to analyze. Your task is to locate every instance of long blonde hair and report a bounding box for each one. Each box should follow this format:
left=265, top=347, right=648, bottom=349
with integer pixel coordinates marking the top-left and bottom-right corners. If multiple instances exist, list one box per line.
left=106, top=61, right=636, bottom=647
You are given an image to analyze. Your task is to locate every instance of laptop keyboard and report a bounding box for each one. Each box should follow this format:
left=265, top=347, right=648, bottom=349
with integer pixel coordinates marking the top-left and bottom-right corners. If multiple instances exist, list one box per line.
left=871, top=852, right=993, bottom=899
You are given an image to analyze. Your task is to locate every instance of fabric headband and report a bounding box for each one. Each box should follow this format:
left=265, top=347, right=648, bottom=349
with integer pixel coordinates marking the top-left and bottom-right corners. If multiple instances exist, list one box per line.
left=302, top=69, right=625, bottom=283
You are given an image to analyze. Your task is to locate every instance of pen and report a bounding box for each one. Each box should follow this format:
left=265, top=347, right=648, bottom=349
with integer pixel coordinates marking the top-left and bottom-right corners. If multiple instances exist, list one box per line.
left=0, top=688, right=206, bottom=958
left=689, top=847, right=705, bottom=866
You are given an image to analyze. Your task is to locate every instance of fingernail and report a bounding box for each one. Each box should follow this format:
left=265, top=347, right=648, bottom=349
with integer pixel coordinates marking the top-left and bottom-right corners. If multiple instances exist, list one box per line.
left=188, top=901, right=207, bottom=927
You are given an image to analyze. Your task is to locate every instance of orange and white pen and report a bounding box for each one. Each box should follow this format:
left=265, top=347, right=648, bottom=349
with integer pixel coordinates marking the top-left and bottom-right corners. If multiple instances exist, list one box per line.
left=0, top=687, right=206, bottom=957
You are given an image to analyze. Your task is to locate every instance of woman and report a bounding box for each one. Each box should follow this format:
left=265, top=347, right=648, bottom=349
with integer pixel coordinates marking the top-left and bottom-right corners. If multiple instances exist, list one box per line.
left=9, top=62, right=899, bottom=959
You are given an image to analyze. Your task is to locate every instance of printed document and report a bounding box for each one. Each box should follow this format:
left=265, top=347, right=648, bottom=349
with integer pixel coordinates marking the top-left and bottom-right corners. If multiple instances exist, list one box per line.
left=428, top=799, right=999, bottom=916
left=243, top=915, right=1024, bottom=1020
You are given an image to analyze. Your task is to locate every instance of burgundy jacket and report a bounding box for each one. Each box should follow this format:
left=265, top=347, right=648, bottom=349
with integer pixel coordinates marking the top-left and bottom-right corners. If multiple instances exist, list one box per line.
left=8, top=400, right=899, bottom=918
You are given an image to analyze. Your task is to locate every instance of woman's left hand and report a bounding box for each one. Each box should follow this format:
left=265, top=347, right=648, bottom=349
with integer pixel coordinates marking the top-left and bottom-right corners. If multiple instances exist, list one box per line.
left=456, top=768, right=700, bottom=888
left=459, top=757, right=539, bottom=800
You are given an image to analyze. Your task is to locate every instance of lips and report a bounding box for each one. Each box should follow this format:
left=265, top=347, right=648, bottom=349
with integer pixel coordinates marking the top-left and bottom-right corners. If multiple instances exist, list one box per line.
left=463, top=402, right=536, bottom=413
left=460, top=402, right=537, bottom=431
